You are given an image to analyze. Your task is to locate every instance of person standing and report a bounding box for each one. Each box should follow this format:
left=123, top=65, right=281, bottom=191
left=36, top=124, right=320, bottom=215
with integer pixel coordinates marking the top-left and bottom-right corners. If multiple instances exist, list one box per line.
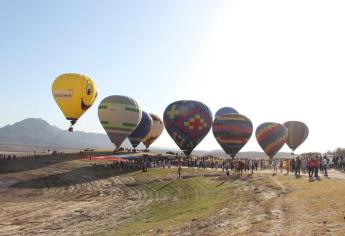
left=307, top=157, right=314, bottom=180
left=177, top=165, right=182, bottom=179
left=291, top=158, right=296, bottom=174
left=226, top=166, right=230, bottom=176
left=286, top=159, right=291, bottom=175
left=295, top=156, right=301, bottom=176
left=323, top=156, right=328, bottom=177
left=272, top=159, right=278, bottom=174
left=314, top=156, right=320, bottom=178
left=250, top=159, right=254, bottom=174
left=301, top=157, right=307, bottom=173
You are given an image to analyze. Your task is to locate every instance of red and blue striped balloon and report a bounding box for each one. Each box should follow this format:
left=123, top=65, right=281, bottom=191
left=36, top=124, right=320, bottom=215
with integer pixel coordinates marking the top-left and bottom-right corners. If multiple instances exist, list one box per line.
left=212, top=114, right=253, bottom=158
left=256, top=122, right=288, bottom=159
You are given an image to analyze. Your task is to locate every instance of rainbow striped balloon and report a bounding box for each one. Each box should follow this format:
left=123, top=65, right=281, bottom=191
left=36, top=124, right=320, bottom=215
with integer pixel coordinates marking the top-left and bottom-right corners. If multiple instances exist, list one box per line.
left=284, top=121, right=309, bottom=151
left=256, top=122, right=288, bottom=159
left=212, top=114, right=252, bottom=158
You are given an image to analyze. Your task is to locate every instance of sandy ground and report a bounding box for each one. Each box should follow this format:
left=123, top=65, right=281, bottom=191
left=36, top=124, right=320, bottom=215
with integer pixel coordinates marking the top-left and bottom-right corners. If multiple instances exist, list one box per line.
left=1, top=155, right=345, bottom=236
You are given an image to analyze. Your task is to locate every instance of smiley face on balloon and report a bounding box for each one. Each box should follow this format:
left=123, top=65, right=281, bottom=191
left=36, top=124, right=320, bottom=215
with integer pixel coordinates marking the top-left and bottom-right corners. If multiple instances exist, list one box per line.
left=52, top=73, right=98, bottom=131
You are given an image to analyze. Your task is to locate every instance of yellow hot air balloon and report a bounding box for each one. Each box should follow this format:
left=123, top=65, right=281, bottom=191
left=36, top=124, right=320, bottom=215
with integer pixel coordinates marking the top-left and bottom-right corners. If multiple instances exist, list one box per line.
left=52, top=73, right=97, bottom=131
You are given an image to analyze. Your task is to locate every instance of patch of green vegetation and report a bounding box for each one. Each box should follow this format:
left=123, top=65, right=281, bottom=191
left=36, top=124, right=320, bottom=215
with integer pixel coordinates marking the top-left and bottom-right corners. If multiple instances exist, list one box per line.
left=106, top=168, right=232, bottom=236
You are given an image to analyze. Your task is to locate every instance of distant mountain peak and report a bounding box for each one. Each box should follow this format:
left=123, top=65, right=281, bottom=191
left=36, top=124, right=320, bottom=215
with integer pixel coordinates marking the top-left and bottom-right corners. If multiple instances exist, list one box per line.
left=0, top=118, right=115, bottom=150
left=13, top=118, right=51, bottom=128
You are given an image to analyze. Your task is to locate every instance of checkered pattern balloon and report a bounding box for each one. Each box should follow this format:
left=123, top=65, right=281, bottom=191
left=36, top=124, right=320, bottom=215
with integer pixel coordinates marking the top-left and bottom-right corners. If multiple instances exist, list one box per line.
left=163, top=100, right=213, bottom=155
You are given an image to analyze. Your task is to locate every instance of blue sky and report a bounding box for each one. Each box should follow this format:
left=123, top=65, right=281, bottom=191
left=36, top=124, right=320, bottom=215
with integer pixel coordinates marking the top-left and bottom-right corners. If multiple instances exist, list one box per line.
left=1, top=1, right=345, bottom=153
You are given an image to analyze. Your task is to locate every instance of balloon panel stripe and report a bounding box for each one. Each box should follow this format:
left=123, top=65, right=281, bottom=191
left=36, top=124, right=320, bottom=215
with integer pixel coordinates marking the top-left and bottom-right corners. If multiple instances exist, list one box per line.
left=105, top=127, right=134, bottom=132
left=256, top=125, right=281, bottom=142
left=125, top=107, right=140, bottom=112
left=258, top=128, right=287, bottom=149
left=106, top=129, right=131, bottom=134
left=122, top=123, right=137, bottom=127
left=101, top=99, right=134, bottom=106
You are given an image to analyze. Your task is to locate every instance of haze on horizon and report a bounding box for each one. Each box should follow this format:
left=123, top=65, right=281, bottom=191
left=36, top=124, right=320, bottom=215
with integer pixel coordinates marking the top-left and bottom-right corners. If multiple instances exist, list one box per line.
left=1, top=0, right=345, bottom=153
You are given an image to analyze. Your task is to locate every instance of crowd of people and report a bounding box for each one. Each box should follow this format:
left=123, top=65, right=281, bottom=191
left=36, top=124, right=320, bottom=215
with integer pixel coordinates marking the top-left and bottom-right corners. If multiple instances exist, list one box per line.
left=97, top=153, right=345, bottom=181
left=271, top=155, right=345, bottom=180
left=0, top=152, right=42, bottom=161
left=2, top=150, right=345, bottom=181
left=98, top=154, right=272, bottom=176
left=0, top=153, right=17, bottom=160
left=0, top=150, right=66, bottom=162
left=331, top=155, right=345, bottom=170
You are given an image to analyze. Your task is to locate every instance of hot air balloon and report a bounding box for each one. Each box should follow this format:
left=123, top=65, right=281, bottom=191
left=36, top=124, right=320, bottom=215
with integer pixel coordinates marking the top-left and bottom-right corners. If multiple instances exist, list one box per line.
left=163, top=100, right=213, bottom=155
left=212, top=114, right=253, bottom=158
left=256, top=122, right=288, bottom=159
left=128, top=111, right=153, bottom=148
left=142, top=113, right=164, bottom=148
left=98, top=95, right=141, bottom=150
left=284, top=121, right=309, bottom=152
left=215, top=107, right=239, bottom=118
left=52, top=73, right=97, bottom=131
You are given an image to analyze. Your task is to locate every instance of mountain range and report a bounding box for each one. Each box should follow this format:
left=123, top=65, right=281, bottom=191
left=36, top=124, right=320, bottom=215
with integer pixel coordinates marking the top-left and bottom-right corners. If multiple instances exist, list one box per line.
left=0, top=118, right=296, bottom=158
left=0, top=118, right=116, bottom=151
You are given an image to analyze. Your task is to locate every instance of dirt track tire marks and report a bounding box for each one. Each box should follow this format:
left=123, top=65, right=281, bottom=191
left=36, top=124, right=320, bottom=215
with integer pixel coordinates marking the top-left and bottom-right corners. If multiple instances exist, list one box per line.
left=0, top=159, right=156, bottom=236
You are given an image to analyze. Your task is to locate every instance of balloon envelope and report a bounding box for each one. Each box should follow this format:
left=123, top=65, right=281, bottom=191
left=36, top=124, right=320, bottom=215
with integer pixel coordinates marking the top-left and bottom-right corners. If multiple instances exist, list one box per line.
left=256, top=122, right=288, bottom=159
left=142, top=113, right=164, bottom=148
left=128, top=111, right=153, bottom=148
left=98, top=95, right=141, bottom=149
left=212, top=114, right=253, bottom=158
left=215, top=107, right=239, bottom=118
left=52, top=73, right=97, bottom=127
left=284, top=121, right=309, bottom=151
left=163, top=100, right=213, bottom=155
